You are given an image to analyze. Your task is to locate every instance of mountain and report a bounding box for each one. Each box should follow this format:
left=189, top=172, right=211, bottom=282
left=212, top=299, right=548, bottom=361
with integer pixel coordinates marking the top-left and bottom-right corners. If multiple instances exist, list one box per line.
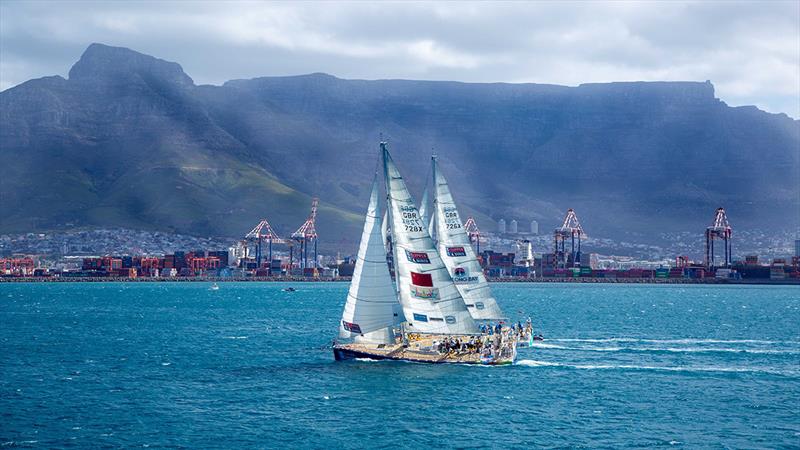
left=1, top=43, right=798, bottom=250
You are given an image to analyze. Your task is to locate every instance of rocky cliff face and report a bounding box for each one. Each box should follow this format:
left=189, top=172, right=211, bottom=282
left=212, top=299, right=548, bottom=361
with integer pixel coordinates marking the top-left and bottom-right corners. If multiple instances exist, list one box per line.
left=1, top=43, right=798, bottom=245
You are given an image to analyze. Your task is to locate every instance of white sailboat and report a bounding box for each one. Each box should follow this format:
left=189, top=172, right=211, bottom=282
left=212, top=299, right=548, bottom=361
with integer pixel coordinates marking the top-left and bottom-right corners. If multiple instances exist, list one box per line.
left=333, top=143, right=517, bottom=365
left=431, top=156, right=505, bottom=321
left=383, top=144, right=478, bottom=335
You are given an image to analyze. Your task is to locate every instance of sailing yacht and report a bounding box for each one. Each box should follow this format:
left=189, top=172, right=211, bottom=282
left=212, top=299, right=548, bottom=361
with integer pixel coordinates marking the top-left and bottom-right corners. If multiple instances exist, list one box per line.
left=333, top=143, right=517, bottom=365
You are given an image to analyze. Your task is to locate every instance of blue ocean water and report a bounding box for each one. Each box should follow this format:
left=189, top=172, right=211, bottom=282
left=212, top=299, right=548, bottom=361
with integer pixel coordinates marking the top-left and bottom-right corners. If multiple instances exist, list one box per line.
left=1, top=282, right=798, bottom=448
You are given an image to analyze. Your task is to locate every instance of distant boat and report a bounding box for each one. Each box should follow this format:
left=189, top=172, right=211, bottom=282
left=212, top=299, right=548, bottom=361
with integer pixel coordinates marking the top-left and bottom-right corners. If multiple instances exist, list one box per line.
left=209, top=283, right=220, bottom=291
left=283, top=287, right=296, bottom=292
left=332, top=143, right=518, bottom=365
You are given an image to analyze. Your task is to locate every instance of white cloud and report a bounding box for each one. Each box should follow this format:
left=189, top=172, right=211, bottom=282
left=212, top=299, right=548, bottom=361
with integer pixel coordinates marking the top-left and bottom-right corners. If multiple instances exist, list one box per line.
left=1, top=0, right=798, bottom=117
left=405, top=40, right=481, bottom=69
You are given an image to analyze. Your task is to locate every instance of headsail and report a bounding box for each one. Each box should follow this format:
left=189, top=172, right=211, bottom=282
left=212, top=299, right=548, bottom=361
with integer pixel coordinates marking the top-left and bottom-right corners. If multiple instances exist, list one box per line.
left=382, top=143, right=478, bottom=335
left=432, top=157, right=505, bottom=321
left=339, top=176, right=399, bottom=343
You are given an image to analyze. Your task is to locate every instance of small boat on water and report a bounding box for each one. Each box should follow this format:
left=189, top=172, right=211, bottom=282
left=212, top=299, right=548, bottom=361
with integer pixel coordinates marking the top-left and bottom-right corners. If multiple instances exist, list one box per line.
left=283, top=287, right=297, bottom=292
left=209, top=283, right=220, bottom=291
left=333, top=143, right=523, bottom=365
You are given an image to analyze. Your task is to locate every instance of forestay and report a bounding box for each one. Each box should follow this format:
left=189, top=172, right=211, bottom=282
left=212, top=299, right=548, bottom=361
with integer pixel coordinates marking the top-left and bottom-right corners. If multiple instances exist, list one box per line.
left=432, top=157, right=505, bottom=321
left=382, top=143, right=478, bottom=335
left=339, top=177, right=399, bottom=344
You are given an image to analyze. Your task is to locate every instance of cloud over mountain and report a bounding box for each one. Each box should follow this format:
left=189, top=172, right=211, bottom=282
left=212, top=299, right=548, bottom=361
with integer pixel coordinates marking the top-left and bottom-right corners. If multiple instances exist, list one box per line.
left=1, top=44, right=798, bottom=247
left=1, top=1, right=798, bottom=117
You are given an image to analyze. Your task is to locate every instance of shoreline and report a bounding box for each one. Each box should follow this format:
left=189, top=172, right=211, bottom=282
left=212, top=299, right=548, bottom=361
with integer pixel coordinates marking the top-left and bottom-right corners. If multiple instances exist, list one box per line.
left=1, top=276, right=797, bottom=285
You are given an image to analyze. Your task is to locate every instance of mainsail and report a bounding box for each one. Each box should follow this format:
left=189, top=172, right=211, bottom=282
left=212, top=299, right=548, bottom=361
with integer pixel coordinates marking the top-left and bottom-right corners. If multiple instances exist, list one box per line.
left=339, top=177, right=399, bottom=344
left=382, top=143, right=478, bottom=335
left=432, top=157, right=505, bottom=321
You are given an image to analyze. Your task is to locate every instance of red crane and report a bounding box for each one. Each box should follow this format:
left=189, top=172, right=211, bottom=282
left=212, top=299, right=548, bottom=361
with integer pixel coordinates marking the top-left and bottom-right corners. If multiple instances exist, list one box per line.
left=291, top=198, right=319, bottom=270
left=464, top=216, right=482, bottom=254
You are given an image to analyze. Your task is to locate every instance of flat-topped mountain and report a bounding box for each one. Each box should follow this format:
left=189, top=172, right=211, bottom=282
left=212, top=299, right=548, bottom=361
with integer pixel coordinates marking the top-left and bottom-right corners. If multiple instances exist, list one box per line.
left=1, top=43, right=797, bottom=248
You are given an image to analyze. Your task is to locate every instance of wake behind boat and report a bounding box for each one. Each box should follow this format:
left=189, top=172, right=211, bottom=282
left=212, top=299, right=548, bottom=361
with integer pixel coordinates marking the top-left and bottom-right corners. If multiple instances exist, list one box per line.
left=333, top=142, right=524, bottom=365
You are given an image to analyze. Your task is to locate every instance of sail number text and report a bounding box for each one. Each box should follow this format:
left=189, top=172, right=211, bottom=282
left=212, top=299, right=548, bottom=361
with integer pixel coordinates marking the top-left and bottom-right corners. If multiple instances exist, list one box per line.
left=400, top=206, right=424, bottom=232
left=443, top=207, right=461, bottom=230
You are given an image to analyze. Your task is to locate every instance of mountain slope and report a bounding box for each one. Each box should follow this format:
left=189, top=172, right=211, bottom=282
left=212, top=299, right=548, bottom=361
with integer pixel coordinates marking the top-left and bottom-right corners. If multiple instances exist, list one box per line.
left=0, top=44, right=361, bottom=245
left=1, top=43, right=798, bottom=248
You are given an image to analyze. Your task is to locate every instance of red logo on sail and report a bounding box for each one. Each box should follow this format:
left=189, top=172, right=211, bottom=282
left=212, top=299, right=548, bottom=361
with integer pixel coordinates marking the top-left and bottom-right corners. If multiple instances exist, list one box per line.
left=342, top=321, right=362, bottom=333
left=446, top=246, right=467, bottom=257
left=411, top=271, right=433, bottom=287
left=405, top=250, right=430, bottom=264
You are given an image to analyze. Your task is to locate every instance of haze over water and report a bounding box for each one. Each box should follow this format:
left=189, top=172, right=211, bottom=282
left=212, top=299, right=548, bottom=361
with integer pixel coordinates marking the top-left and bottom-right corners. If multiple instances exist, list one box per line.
left=1, top=283, right=798, bottom=447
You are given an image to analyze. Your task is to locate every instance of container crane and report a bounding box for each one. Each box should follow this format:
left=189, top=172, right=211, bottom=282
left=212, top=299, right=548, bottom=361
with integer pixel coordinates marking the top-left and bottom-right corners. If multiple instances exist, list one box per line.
left=244, top=218, right=284, bottom=272
left=464, top=216, right=482, bottom=254
left=554, top=208, right=586, bottom=268
left=291, top=198, right=319, bottom=271
left=705, top=207, right=732, bottom=269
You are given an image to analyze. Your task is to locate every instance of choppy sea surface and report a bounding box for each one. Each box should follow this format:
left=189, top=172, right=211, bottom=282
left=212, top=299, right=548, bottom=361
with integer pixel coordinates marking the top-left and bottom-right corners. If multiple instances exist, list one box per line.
left=1, top=282, right=798, bottom=448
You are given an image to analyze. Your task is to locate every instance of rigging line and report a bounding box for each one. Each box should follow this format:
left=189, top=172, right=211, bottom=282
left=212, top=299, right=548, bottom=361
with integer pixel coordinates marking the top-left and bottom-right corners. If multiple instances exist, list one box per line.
left=371, top=149, right=381, bottom=179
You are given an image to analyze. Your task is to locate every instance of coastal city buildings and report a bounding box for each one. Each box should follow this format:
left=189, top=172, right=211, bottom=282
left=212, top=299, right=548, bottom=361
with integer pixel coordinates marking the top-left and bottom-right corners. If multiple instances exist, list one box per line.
left=1, top=209, right=797, bottom=282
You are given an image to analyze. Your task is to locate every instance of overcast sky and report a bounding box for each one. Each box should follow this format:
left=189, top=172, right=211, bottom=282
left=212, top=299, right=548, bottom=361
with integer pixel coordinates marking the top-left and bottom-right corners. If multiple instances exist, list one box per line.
left=1, top=0, right=798, bottom=117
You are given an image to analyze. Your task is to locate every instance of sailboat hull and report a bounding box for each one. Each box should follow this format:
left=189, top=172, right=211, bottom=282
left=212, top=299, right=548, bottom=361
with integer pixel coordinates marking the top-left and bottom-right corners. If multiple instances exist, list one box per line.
left=332, top=341, right=516, bottom=365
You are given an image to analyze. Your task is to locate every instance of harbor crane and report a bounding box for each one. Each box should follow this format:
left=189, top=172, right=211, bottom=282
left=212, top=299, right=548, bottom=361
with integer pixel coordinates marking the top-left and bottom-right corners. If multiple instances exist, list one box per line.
left=554, top=209, right=586, bottom=268
left=705, top=207, right=732, bottom=269
left=291, top=197, right=319, bottom=271
left=464, top=217, right=483, bottom=254
left=244, top=218, right=284, bottom=271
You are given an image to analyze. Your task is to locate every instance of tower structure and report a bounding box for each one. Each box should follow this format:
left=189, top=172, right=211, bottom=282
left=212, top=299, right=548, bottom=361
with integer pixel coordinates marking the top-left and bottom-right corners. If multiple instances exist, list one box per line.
left=554, top=209, right=586, bottom=268
left=292, top=198, right=320, bottom=271
left=464, top=216, right=482, bottom=254
left=244, top=218, right=284, bottom=272
left=530, top=220, right=539, bottom=235
left=705, top=207, right=732, bottom=269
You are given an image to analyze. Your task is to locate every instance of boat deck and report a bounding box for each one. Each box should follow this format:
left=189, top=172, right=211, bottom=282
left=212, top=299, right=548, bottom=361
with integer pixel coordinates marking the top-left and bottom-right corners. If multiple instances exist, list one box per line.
left=334, top=334, right=516, bottom=365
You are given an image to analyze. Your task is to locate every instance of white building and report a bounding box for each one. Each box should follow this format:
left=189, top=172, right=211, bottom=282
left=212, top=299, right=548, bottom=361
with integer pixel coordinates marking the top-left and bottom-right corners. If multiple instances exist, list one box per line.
left=498, top=219, right=506, bottom=234
left=509, top=220, right=518, bottom=234
left=516, top=240, right=533, bottom=266
left=530, top=220, right=539, bottom=235
left=228, top=242, right=247, bottom=267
